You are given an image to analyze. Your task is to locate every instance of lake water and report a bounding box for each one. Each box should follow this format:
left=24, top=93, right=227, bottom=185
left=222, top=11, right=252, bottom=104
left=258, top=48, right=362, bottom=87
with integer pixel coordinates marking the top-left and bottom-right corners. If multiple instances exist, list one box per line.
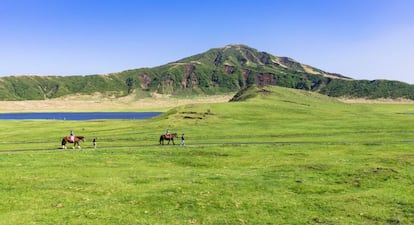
left=0, top=112, right=162, bottom=120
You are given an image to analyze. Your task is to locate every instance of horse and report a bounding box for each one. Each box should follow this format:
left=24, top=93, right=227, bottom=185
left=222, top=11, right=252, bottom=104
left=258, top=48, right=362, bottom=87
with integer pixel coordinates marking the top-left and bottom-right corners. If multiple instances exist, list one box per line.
left=159, top=133, right=177, bottom=145
left=61, top=136, right=85, bottom=149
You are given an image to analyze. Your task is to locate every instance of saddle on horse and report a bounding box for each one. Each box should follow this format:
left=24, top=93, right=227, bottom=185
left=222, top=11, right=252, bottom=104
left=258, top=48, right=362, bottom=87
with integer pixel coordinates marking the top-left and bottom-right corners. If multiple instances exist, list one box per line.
left=66, top=136, right=74, bottom=142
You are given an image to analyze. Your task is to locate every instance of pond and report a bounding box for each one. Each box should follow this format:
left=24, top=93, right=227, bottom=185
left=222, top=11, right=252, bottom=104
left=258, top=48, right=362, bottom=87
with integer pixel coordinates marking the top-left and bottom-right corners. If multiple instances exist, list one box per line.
left=0, top=112, right=163, bottom=120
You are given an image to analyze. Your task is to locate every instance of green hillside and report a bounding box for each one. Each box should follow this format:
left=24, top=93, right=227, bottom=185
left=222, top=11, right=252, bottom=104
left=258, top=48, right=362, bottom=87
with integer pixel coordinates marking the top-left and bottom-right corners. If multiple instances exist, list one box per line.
left=1, top=44, right=414, bottom=100
left=0, top=86, right=413, bottom=224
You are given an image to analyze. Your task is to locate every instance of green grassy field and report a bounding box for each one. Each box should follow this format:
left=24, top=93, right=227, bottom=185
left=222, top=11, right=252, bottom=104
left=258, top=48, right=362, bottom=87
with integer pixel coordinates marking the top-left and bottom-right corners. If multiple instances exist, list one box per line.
left=0, top=86, right=413, bottom=224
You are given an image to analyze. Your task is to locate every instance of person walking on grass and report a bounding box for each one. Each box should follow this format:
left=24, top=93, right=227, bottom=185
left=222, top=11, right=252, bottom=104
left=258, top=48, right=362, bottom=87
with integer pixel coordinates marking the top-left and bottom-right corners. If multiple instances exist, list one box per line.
left=180, top=133, right=185, bottom=146
left=92, top=137, right=97, bottom=149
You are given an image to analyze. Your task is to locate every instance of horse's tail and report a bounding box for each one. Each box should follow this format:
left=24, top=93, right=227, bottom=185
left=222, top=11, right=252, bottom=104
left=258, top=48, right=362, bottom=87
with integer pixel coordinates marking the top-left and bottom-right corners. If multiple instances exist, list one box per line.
left=159, top=135, right=164, bottom=144
left=61, top=138, right=67, bottom=145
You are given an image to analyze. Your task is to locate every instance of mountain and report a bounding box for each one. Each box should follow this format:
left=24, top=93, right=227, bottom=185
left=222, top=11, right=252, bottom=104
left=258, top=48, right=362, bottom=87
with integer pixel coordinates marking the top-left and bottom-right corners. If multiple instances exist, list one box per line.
left=1, top=44, right=413, bottom=100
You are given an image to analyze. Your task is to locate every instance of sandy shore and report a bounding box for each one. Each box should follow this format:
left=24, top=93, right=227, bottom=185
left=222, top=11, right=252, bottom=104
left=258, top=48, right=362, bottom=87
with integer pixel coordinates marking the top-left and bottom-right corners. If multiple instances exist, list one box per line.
left=0, top=94, right=234, bottom=113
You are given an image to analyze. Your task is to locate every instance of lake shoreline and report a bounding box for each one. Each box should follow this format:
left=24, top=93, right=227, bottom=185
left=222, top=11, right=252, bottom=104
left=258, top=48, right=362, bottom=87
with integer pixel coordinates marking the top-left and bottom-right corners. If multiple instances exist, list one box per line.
left=0, top=112, right=163, bottom=120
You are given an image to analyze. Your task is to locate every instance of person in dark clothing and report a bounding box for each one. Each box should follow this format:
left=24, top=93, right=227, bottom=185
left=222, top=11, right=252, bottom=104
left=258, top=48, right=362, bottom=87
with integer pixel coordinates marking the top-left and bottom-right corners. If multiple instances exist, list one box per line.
left=180, top=134, right=185, bottom=146
left=92, top=137, right=97, bottom=149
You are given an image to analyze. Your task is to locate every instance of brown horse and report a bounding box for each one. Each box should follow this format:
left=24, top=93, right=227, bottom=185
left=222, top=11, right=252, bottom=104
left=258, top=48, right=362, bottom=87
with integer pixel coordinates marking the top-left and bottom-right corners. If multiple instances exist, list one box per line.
left=61, top=136, right=85, bottom=149
left=159, top=133, right=177, bottom=145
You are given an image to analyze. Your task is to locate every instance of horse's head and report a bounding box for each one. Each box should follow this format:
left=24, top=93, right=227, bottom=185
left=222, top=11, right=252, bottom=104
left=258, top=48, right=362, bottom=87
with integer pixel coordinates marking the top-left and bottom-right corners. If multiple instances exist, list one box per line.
left=77, top=136, right=85, bottom=142
left=172, top=133, right=178, bottom=137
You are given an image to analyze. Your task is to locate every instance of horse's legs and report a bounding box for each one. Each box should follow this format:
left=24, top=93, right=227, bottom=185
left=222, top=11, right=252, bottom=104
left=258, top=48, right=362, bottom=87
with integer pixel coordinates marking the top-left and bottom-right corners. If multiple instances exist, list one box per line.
left=172, top=138, right=175, bottom=145
left=73, top=141, right=81, bottom=149
left=61, top=139, right=67, bottom=149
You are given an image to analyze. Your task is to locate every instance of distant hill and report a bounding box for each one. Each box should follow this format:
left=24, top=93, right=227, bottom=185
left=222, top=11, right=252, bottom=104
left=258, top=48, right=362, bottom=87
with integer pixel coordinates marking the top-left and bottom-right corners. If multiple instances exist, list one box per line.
left=1, top=44, right=413, bottom=100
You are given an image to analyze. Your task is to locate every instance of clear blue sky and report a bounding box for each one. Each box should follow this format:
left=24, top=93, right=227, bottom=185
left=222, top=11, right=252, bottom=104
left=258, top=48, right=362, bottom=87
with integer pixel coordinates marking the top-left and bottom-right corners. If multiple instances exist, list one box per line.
left=1, top=0, right=413, bottom=84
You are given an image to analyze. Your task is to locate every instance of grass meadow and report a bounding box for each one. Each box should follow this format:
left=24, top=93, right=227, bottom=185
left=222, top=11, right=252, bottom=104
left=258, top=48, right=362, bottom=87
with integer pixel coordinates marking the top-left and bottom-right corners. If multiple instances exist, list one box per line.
left=0, top=86, right=413, bottom=224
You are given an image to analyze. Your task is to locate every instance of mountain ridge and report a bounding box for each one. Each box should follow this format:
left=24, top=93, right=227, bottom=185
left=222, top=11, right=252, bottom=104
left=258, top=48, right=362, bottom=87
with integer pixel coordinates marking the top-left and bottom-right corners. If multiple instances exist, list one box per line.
left=0, top=44, right=413, bottom=100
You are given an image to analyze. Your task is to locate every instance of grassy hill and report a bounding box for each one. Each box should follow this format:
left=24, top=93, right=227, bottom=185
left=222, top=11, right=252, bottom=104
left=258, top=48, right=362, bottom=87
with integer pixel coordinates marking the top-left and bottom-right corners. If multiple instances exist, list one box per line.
left=1, top=44, right=414, bottom=100
left=0, top=86, right=413, bottom=224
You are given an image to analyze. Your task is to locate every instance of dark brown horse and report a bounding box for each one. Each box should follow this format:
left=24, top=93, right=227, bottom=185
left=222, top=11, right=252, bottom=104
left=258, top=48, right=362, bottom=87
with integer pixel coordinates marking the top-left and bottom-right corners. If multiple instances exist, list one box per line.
left=61, top=136, right=85, bottom=149
left=159, top=133, right=177, bottom=145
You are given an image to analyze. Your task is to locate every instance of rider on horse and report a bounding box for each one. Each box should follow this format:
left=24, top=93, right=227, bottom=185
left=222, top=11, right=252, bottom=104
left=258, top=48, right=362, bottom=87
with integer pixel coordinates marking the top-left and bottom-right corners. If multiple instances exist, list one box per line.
left=70, top=130, right=75, bottom=141
left=166, top=128, right=171, bottom=138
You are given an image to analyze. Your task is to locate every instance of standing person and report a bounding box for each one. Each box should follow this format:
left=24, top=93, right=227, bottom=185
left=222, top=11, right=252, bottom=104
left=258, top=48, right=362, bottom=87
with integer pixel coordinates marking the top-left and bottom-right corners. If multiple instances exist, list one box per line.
left=180, top=133, right=185, bottom=146
left=92, top=137, right=97, bottom=149
left=70, top=130, right=75, bottom=141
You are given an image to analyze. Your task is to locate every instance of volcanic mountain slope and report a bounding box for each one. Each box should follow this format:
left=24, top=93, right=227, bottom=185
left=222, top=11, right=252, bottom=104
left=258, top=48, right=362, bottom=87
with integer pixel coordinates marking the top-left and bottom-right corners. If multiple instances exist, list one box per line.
left=165, top=45, right=349, bottom=91
left=0, top=44, right=413, bottom=100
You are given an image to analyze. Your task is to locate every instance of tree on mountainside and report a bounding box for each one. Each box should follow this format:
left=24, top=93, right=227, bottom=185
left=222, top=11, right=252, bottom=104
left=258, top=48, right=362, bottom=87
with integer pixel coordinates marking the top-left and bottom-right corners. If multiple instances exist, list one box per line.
left=126, top=77, right=135, bottom=94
